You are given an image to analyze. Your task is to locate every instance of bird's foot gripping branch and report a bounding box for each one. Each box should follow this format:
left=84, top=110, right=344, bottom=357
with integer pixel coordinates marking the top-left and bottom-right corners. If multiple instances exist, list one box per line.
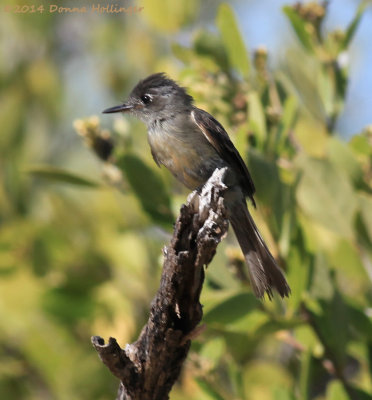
left=92, top=168, right=229, bottom=400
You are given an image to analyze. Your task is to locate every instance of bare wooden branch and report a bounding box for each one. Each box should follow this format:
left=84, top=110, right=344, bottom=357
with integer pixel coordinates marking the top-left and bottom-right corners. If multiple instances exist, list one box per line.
left=92, top=168, right=229, bottom=400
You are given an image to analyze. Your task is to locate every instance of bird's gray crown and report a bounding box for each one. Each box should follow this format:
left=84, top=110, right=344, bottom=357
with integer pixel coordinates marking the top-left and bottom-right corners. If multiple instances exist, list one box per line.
left=130, top=73, right=193, bottom=105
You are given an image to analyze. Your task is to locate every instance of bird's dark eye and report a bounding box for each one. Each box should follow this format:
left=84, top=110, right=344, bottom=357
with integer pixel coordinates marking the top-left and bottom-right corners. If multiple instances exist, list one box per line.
left=141, top=94, right=152, bottom=104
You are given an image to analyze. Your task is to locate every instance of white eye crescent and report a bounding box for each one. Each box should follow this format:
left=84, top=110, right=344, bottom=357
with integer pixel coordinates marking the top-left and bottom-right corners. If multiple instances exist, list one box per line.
left=141, top=94, right=152, bottom=104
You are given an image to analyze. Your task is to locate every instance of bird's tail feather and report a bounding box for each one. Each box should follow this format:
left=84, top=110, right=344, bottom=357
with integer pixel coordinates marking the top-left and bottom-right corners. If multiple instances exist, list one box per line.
left=228, top=201, right=290, bottom=299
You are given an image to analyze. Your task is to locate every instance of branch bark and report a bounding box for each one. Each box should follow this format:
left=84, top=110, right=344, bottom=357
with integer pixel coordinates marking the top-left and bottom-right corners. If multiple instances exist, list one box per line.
left=92, top=168, right=229, bottom=400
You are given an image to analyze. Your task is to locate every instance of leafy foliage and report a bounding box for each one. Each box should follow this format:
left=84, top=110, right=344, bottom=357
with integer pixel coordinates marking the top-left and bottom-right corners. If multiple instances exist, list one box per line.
left=0, top=2, right=371, bottom=400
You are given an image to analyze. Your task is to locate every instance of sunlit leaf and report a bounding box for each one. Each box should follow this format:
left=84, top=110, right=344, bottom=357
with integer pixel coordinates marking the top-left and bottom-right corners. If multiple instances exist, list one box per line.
left=349, top=133, right=372, bottom=157
left=142, top=0, right=199, bottom=33
left=227, top=361, right=245, bottom=399
left=327, top=137, right=364, bottom=189
left=326, top=380, right=350, bottom=400
left=216, top=4, right=250, bottom=78
left=340, top=3, right=366, bottom=51
left=27, top=165, right=101, bottom=188
left=204, top=291, right=259, bottom=327
left=279, top=95, right=298, bottom=141
left=195, top=378, right=225, bottom=400
left=299, top=350, right=312, bottom=400
left=283, top=6, right=314, bottom=52
left=227, top=310, right=269, bottom=334
left=296, top=156, right=357, bottom=239
left=247, top=91, right=267, bottom=144
left=327, top=238, right=368, bottom=294
left=274, top=388, right=297, bottom=400
left=199, top=337, right=226, bottom=370
left=285, top=239, right=310, bottom=311
left=318, top=64, right=335, bottom=117
left=243, top=361, right=293, bottom=398
left=294, top=325, right=321, bottom=354
left=309, top=252, right=334, bottom=300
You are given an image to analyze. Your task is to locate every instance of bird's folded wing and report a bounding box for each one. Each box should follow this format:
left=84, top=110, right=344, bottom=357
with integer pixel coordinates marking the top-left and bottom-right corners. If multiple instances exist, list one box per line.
left=191, top=107, right=256, bottom=206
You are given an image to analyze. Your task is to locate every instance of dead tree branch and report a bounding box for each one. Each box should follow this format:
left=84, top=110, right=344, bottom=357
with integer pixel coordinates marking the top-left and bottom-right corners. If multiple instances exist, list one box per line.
left=92, top=168, right=229, bottom=400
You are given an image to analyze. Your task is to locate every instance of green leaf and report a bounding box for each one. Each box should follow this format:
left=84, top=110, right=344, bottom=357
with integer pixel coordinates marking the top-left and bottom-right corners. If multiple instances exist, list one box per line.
left=309, top=252, right=334, bottom=299
left=280, top=95, right=298, bottom=138
left=305, top=290, right=349, bottom=369
left=193, top=30, right=229, bottom=71
left=247, top=91, right=267, bottom=144
left=273, top=386, right=296, bottom=400
left=349, top=133, right=372, bottom=157
left=340, top=3, right=366, bottom=51
left=0, top=87, right=24, bottom=154
left=172, top=43, right=193, bottom=64
left=199, top=337, right=226, bottom=369
left=327, top=238, right=368, bottom=288
left=204, top=291, right=259, bottom=327
left=334, top=63, right=348, bottom=105
left=243, top=361, right=293, bottom=397
left=347, top=300, right=372, bottom=341
left=283, top=6, right=314, bottom=52
left=326, top=381, right=350, bottom=400
left=216, top=3, right=250, bottom=78
left=294, top=325, right=320, bottom=353
left=358, top=194, right=372, bottom=243
left=247, top=150, right=285, bottom=236
left=227, top=310, right=270, bottom=334
left=274, top=388, right=297, bottom=400
left=347, top=387, right=372, bottom=400
left=42, top=288, right=95, bottom=324
left=318, top=64, right=335, bottom=117
left=204, top=290, right=294, bottom=335
left=27, top=165, right=100, bottom=188
left=195, top=378, right=225, bottom=400
left=327, top=137, right=364, bottom=189
left=285, top=239, right=311, bottom=311
left=227, top=361, right=245, bottom=399
left=299, top=350, right=312, bottom=400
left=142, top=0, right=199, bottom=33
left=116, top=153, right=174, bottom=225
left=296, top=156, right=357, bottom=239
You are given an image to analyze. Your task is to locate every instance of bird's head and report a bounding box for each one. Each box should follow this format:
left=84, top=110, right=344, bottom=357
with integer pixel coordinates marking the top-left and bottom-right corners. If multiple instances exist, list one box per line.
left=103, top=73, right=193, bottom=125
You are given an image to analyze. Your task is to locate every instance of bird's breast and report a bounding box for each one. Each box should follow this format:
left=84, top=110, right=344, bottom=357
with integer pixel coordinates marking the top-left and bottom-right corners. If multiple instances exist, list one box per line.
left=148, top=120, right=224, bottom=190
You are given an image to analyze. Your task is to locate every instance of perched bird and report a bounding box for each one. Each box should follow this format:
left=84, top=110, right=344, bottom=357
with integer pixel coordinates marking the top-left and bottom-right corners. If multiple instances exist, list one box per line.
left=103, top=73, right=290, bottom=299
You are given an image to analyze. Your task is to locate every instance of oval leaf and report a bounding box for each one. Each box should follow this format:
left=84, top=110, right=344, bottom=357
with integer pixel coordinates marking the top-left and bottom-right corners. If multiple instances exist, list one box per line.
left=340, top=3, right=366, bottom=51
left=296, top=156, right=357, bottom=239
left=216, top=4, right=250, bottom=78
left=283, top=6, right=314, bottom=52
left=116, top=153, right=174, bottom=225
left=27, top=165, right=100, bottom=188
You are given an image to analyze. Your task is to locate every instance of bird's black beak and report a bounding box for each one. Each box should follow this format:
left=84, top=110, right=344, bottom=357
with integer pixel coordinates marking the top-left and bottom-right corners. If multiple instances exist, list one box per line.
left=102, top=103, right=133, bottom=114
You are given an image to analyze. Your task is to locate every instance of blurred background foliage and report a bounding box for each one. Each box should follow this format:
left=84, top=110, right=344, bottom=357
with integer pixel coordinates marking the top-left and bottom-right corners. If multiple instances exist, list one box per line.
left=0, top=0, right=372, bottom=399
